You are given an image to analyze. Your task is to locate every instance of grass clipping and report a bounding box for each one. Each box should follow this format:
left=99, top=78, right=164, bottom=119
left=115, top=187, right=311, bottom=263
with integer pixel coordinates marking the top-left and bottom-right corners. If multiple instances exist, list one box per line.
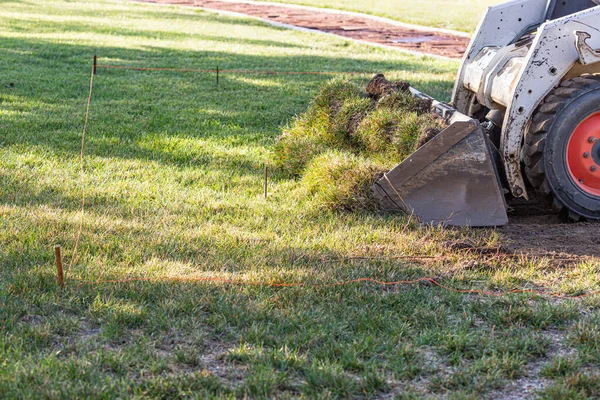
left=274, top=74, right=446, bottom=212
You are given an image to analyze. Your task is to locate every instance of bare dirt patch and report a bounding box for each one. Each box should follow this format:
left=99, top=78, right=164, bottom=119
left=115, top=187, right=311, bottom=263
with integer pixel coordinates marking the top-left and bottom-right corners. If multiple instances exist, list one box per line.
left=198, top=343, right=248, bottom=386
left=500, top=198, right=600, bottom=260
left=158, top=337, right=248, bottom=388
left=485, top=329, right=575, bottom=400
left=134, top=0, right=469, bottom=58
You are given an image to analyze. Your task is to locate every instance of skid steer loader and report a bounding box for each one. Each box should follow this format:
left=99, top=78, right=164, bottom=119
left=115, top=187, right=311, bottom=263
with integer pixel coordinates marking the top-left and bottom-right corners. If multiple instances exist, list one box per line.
left=372, top=0, right=600, bottom=226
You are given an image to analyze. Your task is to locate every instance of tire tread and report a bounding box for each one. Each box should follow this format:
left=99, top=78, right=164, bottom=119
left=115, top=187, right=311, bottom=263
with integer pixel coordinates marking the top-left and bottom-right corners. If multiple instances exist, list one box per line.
left=523, top=74, right=600, bottom=221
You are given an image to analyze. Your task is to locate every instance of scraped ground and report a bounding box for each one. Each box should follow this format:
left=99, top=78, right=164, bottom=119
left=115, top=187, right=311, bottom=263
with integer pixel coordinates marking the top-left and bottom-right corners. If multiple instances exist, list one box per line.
left=135, top=0, right=470, bottom=58
left=502, top=199, right=600, bottom=260
left=1, top=1, right=600, bottom=399
left=257, top=0, right=503, bottom=32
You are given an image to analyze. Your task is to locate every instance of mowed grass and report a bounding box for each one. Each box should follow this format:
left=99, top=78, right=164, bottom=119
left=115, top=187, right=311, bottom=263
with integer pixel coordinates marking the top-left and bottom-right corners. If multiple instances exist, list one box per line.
left=261, top=0, right=504, bottom=32
left=1, top=0, right=600, bottom=398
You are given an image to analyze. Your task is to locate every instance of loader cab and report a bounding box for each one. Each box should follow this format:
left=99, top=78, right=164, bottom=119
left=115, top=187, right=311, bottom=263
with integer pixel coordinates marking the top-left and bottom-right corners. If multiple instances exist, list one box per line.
left=545, top=0, right=597, bottom=19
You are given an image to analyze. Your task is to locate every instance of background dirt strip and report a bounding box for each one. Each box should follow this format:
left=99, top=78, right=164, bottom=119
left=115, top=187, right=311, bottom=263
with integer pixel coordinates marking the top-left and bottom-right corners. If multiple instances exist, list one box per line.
left=134, top=0, right=470, bottom=58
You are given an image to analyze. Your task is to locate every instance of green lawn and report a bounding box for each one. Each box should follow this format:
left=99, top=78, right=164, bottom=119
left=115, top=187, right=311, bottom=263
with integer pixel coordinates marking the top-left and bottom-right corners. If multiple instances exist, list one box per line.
left=261, top=0, right=504, bottom=32
left=1, top=0, right=600, bottom=398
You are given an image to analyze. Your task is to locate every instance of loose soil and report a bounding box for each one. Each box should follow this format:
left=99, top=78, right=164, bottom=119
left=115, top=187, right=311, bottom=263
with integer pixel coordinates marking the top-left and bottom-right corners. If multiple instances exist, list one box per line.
left=501, top=198, right=600, bottom=260
left=134, top=0, right=470, bottom=58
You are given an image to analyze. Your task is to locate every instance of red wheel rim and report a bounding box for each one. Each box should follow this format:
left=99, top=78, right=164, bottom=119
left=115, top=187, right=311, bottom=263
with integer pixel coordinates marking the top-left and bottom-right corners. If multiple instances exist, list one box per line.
left=566, top=112, right=600, bottom=197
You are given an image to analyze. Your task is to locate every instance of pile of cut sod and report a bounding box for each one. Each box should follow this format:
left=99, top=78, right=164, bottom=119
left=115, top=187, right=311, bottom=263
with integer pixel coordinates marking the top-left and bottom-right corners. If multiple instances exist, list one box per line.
left=274, top=74, right=445, bottom=211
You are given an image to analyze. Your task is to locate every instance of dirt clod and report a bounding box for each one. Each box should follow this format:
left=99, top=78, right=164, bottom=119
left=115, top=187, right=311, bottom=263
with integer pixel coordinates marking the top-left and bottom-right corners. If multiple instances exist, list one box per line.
left=416, top=127, right=441, bottom=148
left=415, top=98, right=433, bottom=114
left=394, top=81, right=411, bottom=93
left=366, top=74, right=411, bottom=99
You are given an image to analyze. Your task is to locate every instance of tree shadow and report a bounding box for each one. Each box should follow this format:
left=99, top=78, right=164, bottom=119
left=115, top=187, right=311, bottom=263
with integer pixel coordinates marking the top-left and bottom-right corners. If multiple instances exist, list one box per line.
left=0, top=36, right=454, bottom=169
left=0, top=11, right=457, bottom=280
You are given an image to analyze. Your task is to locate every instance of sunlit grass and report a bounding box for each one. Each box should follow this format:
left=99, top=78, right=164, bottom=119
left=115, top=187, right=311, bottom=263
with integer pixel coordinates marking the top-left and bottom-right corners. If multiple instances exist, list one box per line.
left=1, top=0, right=600, bottom=398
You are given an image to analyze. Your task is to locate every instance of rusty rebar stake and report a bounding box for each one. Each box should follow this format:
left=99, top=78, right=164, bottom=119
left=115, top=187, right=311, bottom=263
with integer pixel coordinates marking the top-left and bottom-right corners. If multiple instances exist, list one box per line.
left=55, top=245, right=65, bottom=289
left=264, top=165, right=268, bottom=198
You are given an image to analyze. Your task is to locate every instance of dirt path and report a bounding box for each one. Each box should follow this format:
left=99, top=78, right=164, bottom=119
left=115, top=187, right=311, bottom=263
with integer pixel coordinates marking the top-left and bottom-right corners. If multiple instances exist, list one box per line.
left=134, top=0, right=470, bottom=58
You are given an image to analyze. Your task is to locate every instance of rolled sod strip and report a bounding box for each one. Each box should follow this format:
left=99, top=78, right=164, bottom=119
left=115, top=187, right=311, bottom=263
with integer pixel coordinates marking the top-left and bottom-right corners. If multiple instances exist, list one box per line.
left=274, top=74, right=446, bottom=211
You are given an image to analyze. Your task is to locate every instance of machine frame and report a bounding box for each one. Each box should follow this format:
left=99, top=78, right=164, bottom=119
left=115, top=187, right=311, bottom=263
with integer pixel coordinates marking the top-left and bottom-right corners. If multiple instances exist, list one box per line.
left=452, top=0, right=600, bottom=199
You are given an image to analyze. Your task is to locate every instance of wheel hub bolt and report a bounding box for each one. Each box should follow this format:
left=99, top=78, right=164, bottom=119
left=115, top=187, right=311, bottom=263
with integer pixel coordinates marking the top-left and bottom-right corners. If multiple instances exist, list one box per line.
left=589, top=137, right=597, bottom=143
left=584, top=152, right=590, bottom=158
left=591, top=166, right=597, bottom=172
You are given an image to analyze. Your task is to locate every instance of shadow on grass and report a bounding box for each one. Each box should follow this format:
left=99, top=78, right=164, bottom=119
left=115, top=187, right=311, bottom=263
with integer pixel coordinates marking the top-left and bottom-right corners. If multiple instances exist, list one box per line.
left=1, top=255, right=579, bottom=398
left=0, top=10, right=458, bottom=287
left=0, top=3, right=593, bottom=399
left=0, top=36, right=454, bottom=173
left=3, top=17, right=313, bottom=49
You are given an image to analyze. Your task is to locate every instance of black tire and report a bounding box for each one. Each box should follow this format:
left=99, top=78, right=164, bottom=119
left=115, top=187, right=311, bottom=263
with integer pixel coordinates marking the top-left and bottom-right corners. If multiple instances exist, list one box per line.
left=523, top=75, right=600, bottom=221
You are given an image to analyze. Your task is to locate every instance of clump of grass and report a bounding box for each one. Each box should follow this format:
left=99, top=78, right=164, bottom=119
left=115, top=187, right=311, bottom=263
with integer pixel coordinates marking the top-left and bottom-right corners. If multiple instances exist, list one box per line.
left=274, top=113, right=332, bottom=176
left=302, top=151, right=385, bottom=212
left=353, top=107, right=443, bottom=166
left=332, top=96, right=374, bottom=140
left=274, top=75, right=445, bottom=211
left=312, top=76, right=364, bottom=116
left=377, top=90, right=425, bottom=112
left=274, top=77, right=370, bottom=175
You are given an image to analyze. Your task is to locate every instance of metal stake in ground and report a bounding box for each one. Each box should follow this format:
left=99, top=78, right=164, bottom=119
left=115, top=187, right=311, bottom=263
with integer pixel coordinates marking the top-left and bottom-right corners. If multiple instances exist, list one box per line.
left=55, top=245, right=65, bottom=289
left=93, top=55, right=97, bottom=76
left=216, top=66, right=219, bottom=85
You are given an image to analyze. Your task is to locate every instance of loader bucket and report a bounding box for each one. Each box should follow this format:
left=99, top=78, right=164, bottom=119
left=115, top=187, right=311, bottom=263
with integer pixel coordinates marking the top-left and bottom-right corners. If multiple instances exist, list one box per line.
left=372, top=91, right=508, bottom=227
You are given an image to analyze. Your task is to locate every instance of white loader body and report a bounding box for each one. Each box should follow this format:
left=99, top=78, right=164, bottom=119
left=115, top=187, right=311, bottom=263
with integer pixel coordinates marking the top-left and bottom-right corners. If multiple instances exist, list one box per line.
left=373, top=0, right=600, bottom=226
left=454, top=0, right=600, bottom=199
